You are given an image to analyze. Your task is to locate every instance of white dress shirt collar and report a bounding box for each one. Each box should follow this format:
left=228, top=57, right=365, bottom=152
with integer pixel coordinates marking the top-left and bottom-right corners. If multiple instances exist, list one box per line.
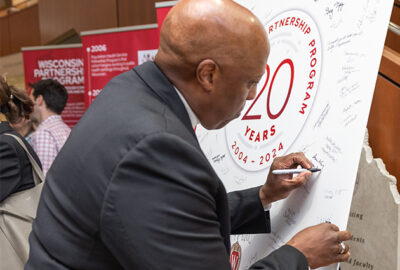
left=174, top=86, right=200, bottom=129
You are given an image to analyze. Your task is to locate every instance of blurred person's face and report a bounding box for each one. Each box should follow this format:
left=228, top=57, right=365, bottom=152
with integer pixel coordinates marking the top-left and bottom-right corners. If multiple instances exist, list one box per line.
left=29, top=89, right=42, bottom=123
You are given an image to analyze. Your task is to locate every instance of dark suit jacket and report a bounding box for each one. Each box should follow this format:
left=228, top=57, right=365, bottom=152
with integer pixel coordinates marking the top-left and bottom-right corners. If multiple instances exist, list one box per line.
left=0, top=122, right=42, bottom=202
left=26, top=62, right=308, bottom=269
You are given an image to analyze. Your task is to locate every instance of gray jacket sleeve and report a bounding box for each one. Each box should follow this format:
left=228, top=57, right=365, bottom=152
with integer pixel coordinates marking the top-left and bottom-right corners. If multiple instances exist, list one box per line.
left=228, top=186, right=271, bottom=235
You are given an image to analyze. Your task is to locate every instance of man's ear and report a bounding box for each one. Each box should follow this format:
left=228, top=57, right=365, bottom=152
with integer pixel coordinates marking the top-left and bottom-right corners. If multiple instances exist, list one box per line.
left=196, top=59, right=218, bottom=92
left=35, top=95, right=44, bottom=107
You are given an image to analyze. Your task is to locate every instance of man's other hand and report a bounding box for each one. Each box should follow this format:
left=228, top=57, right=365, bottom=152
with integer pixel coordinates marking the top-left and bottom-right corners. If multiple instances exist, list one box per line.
left=287, top=223, right=351, bottom=268
left=259, top=152, right=313, bottom=206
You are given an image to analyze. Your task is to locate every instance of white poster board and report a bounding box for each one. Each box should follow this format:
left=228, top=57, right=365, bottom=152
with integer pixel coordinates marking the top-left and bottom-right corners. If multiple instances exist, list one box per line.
left=195, top=0, right=394, bottom=269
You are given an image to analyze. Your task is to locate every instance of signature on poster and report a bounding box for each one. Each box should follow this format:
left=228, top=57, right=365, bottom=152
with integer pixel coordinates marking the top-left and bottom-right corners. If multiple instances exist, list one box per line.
left=344, top=51, right=366, bottom=64
left=312, top=153, right=325, bottom=170
left=327, top=31, right=362, bottom=51
left=320, top=136, right=343, bottom=163
left=234, top=175, right=248, bottom=185
left=342, top=99, right=362, bottom=127
left=339, top=82, right=360, bottom=98
left=325, top=1, right=345, bottom=28
left=357, top=0, right=379, bottom=29
left=283, top=207, right=297, bottom=226
left=323, top=189, right=349, bottom=200
left=212, top=154, right=226, bottom=163
left=270, top=232, right=285, bottom=250
left=314, top=103, right=330, bottom=129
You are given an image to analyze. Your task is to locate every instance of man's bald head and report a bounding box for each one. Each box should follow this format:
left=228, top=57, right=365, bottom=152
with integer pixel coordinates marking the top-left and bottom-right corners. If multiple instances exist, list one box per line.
left=156, top=0, right=268, bottom=77
left=155, top=0, right=270, bottom=129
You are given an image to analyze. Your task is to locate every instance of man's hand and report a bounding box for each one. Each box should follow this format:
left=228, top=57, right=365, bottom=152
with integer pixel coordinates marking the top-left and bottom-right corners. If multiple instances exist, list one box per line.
left=287, top=223, right=351, bottom=268
left=259, top=152, right=313, bottom=206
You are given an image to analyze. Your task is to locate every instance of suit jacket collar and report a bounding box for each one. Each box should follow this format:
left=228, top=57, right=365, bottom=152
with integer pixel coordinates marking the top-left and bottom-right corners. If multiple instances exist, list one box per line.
left=133, top=62, right=196, bottom=139
left=0, top=121, right=14, bottom=134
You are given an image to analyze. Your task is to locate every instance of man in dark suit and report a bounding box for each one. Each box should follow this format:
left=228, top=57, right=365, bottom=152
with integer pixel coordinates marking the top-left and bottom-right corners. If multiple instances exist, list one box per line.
left=26, top=0, right=351, bottom=269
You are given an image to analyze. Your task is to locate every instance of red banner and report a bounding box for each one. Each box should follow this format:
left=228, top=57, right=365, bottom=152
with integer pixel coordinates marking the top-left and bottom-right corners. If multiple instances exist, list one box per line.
left=22, top=44, right=85, bottom=128
left=81, top=24, right=159, bottom=108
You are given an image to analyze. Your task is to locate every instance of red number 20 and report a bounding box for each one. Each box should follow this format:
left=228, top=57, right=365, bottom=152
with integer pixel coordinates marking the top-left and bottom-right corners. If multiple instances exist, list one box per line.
left=242, top=59, right=294, bottom=121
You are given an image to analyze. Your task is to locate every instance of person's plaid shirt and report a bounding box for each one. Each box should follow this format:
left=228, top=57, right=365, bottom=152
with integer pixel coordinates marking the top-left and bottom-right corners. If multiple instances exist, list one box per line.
left=30, top=115, right=71, bottom=175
